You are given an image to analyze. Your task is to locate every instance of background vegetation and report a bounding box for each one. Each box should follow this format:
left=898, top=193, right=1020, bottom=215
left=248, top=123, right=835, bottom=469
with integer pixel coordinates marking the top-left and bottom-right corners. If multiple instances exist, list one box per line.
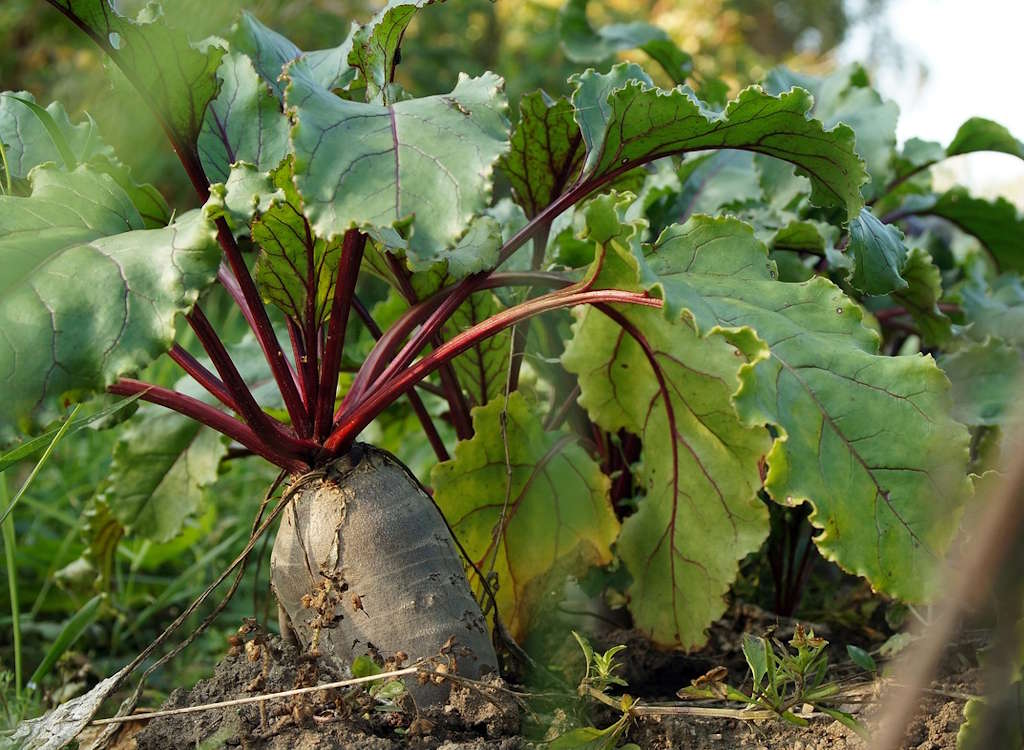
left=0, top=0, right=894, bottom=730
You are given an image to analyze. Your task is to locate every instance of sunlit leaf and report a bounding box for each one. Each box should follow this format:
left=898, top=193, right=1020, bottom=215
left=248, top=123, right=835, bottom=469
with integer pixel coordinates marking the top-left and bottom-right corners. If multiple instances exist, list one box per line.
left=562, top=197, right=769, bottom=647
left=642, top=215, right=970, bottom=601
left=48, top=0, right=225, bottom=143
left=570, top=64, right=867, bottom=219
left=0, top=165, right=219, bottom=438
left=198, top=50, right=291, bottom=183
left=432, top=392, right=618, bottom=639
left=286, top=60, right=508, bottom=268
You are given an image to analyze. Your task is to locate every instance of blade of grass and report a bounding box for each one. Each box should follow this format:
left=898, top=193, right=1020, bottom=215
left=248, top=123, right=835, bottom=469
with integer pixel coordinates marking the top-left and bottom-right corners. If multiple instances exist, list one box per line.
left=121, top=530, right=244, bottom=639
left=29, top=525, right=80, bottom=618
left=0, top=404, right=81, bottom=527
left=27, top=594, right=104, bottom=692
left=0, top=395, right=144, bottom=474
left=1, top=475, right=21, bottom=705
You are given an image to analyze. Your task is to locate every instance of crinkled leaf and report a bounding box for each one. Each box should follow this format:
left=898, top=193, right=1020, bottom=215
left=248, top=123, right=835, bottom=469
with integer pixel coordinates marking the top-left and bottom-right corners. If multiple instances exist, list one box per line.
left=500, top=91, right=585, bottom=218
left=347, top=0, right=436, bottom=104
left=939, top=339, right=1022, bottom=427
left=765, top=65, right=899, bottom=191
left=570, top=64, right=867, bottom=219
left=49, top=1, right=225, bottom=143
left=562, top=198, right=769, bottom=647
left=848, top=207, right=908, bottom=295
left=0, top=165, right=219, bottom=438
left=234, top=11, right=358, bottom=98
left=899, top=189, right=1024, bottom=274
left=0, top=91, right=107, bottom=182
left=286, top=61, right=509, bottom=267
left=101, top=406, right=226, bottom=542
left=643, top=215, right=970, bottom=601
left=251, top=161, right=342, bottom=324
left=205, top=160, right=283, bottom=236
left=89, top=154, right=171, bottom=229
left=198, top=51, right=291, bottom=183
left=432, top=393, right=618, bottom=639
left=559, top=0, right=693, bottom=84
left=0, top=92, right=170, bottom=227
left=435, top=213, right=505, bottom=280
left=889, top=246, right=953, bottom=345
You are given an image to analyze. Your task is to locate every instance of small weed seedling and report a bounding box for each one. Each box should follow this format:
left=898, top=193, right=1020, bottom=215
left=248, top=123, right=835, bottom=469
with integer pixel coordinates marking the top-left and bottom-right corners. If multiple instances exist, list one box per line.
left=679, top=625, right=869, bottom=737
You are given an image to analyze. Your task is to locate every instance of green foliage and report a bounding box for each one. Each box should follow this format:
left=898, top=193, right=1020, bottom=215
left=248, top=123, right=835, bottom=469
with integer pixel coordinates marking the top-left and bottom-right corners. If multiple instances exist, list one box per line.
left=0, top=165, right=219, bottom=438
left=432, top=393, right=618, bottom=638
left=1, top=3, right=1023, bottom=742
left=680, top=625, right=867, bottom=735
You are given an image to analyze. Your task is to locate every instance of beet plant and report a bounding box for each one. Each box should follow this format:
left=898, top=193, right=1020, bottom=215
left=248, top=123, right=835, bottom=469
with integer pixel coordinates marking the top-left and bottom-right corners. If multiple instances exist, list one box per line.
left=3, top=0, right=1024, bottom=740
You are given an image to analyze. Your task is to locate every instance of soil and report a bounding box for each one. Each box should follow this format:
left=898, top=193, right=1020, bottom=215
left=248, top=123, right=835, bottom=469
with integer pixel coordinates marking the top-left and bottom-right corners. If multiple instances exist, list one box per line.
left=117, top=608, right=981, bottom=750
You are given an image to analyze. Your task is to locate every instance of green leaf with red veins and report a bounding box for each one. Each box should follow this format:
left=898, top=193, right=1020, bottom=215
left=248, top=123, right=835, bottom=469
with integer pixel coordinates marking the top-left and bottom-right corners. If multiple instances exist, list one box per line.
left=432, top=392, right=618, bottom=640
left=286, top=60, right=509, bottom=269
left=570, top=63, right=867, bottom=219
left=198, top=51, right=291, bottom=184
left=0, top=165, right=219, bottom=439
left=500, top=91, right=585, bottom=219
left=347, top=0, right=437, bottom=104
left=639, top=215, right=970, bottom=602
left=442, top=291, right=511, bottom=408
left=561, top=196, right=770, bottom=648
left=251, top=161, right=342, bottom=326
left=48, top=1, right=225, bottom=144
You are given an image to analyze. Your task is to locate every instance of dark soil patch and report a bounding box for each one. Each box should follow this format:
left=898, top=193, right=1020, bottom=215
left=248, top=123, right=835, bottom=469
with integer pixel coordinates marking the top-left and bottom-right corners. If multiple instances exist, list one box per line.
left=127, top=610, right=981, bottom=750
left=134, top=627, right=525, bottom=750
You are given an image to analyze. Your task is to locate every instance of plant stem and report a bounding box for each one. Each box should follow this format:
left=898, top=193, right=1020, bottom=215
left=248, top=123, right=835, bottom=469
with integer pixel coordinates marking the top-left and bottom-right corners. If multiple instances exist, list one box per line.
left=1, top=476, right=21, bottom=704
left=384, top=253, right=473, bottom=439
left=344, top=272, right=569, bottom=411
left=168, top=344, right=237, bottom=412
left=352, top=297, right=450, bottom=462
left=354, top=167, right=629, bottom=405
left=215, top=221, right=312, bottom=438
left=108, top=379, right=307, bottom=473
left=325, top=288, right=659, bottom=454
left=314, top=230, right=367, bottom=442
left=187, top=306, right=308, bottom=452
